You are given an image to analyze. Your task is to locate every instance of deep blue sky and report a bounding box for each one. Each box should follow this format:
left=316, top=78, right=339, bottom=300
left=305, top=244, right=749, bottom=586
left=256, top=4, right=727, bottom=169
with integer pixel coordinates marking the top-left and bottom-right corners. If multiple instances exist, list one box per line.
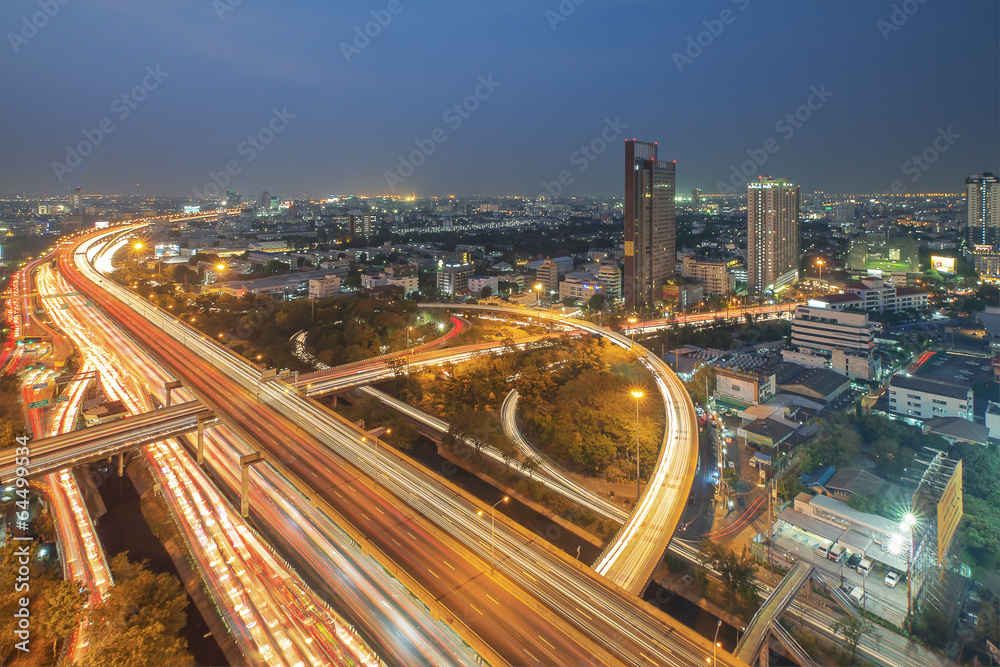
left=2, top=1, right=997, bottom=198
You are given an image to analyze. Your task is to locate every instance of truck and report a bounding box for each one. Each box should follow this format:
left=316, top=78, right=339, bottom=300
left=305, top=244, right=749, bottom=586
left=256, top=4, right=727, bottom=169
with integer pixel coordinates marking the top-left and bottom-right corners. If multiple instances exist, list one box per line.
left=849, top=586, right=866, bottom=607
left=828, top=544, right=846, bottom=562
left=857, top=557, right=874, bottom=576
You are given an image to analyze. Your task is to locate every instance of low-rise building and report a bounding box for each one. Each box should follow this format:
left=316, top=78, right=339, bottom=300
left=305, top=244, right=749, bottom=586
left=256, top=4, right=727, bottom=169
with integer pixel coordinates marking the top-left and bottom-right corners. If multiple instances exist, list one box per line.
left=468, top=275, right=499, bottom=295
left=843, top=277, right=928, bottom=313
left=558, top=272, right=604, bottom=304
left=679, top=256, right=737, bottom=295
left=782, top=306, right=880, bottom=381
left=714, top=366, right=776, bottom=407
left=436, top=263, right=474, bottom=296
left=308, top=275, right=341, bottom=300
left=887, top=374, right=973, bottom=421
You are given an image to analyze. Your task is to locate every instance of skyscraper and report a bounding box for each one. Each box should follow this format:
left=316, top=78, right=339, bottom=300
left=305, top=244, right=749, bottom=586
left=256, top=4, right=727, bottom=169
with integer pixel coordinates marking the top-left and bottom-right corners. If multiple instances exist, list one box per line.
left=624, top=140, right=675, bottom=310
left=258, top=191, right=270, bottom=210
left=69, top=186, right=82, bottom=211
left=966, top=172, right=999, bottom=247
left=691, top=188, right=701, bottom=212
left=226, top=190, right=241, bottom=207
left=747, top=177, right=800, bottom=295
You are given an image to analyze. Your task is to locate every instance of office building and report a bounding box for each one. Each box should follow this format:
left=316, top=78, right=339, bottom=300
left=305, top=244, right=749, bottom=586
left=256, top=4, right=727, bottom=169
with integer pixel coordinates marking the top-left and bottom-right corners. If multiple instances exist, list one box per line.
left=226, top=190, right=241, bottom=207
left=747, top=178, right=800, bottom=295
left=436, top=263, right=474, bottom=296
left=679, top=256, right=736, bottom=296
left=535, top=258, right=559, bottom=296
left=842, top=277, right=928, bottom=313
left=782, top=305, right=880, bottom=381
left=888, top=375, right=973, bottom=422
left=596, top=263, right=621, bottom=302
left=468, top=275, right=499, bottom=295
left=69, top=186, right=82, bottom=211
left=258, top=191, right=270, bottom=210
left=966, top=172, right=999, bottom=247
left=830, top=202, right=856, bottom=225
left=558, top=272, right=603, bottom=304
left=349, top=211, right=379, bottom=239
left=692, top=188, right=701, bottom=211
left=624, top=139, right=676, bottom=309
left=308, top=275, right=342, bottom=300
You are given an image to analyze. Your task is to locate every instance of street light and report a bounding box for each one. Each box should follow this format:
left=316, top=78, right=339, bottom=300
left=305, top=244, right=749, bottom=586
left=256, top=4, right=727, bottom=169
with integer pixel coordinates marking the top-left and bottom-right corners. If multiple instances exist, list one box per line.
left=896, top=511, right=917, bottom=635
left=533, top=283, right=543, bottom=318
left=631, top=390, right=643, bottom=501
left=816, top=258, right=824, bottom=286
left=712, top=619, right=722, bottom=667
left=478, top=496, right=508, bottom=574
left=627, top=316, right=638, bottom=343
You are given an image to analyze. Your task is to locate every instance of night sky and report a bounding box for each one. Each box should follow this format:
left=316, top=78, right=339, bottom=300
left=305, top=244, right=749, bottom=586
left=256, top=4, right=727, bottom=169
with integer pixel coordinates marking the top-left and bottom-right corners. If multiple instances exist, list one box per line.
left=2, top=1, right=997, bottom=198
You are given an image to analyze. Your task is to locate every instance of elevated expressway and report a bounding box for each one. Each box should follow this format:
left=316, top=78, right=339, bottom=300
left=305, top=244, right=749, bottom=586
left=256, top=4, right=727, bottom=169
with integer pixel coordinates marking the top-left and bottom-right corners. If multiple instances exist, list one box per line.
left=60, top=228, right=749, bottom=666
left=418, top=303, right=700, bottom=596
left=0, top=400, right=214, bottom=479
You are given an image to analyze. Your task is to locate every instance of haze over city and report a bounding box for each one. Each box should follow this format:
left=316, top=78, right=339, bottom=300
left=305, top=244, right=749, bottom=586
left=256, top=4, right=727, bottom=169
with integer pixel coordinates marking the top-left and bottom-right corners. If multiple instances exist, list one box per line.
left=1, top=3, right=999, bottom=667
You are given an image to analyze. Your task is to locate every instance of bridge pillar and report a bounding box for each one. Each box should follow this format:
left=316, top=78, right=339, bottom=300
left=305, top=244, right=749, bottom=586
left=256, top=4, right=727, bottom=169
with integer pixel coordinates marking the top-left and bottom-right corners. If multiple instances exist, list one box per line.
left=164, top=381, right=182, bottom=407
left=239, top=452, right=265, bottom=517
left=118, top=452, right=124, bottom=477
left=197, top=420, right=205, bottom=464
left=759, top=632, right=769, bottom=667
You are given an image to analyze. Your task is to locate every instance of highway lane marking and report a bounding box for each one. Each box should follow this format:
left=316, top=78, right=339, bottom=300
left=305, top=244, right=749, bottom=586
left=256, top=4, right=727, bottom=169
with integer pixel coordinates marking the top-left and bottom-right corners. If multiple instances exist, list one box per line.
left=428, top=569, right=440, bottom=579
left=486, top=594, right=499, bottom=605
left=406, top=530, right=417, bottom=540
left=469, top=603, right=483, bottom=616
left=537, top=634, right=555, bottom=650
left=522, top=648, right=539, bottom=664
left=443, top=560, right=455, bottom=571
left=639, top=651, right=658, bottom=665
left=333, top=490, right=342, bottom=498
left=391, top=537, right=402, bottom=547
left=360, top=513, right=370, bottom=521
left=574, top=606, right=591, bottom=620
left=375, top=506, right=385, bottom=515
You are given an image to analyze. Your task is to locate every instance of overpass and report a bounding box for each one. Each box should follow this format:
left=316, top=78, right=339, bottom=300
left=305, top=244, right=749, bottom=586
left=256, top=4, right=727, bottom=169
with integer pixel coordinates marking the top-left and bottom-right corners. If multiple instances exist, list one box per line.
left=735, top=561, right=814, bottom=665
left=419, top=302, right=699, bottom=597
left=0, top=401, right=216, bottom=479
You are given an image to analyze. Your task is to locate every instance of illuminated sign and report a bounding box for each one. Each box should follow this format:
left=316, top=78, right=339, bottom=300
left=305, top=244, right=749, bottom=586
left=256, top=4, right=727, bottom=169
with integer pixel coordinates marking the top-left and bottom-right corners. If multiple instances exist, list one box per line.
left=931, top=256, right=956, bottom=273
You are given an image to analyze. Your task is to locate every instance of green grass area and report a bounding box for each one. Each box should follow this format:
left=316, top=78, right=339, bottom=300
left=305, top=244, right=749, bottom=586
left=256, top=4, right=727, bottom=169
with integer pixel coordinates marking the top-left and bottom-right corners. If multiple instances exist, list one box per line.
left=864, top=259, right=912, bottom=272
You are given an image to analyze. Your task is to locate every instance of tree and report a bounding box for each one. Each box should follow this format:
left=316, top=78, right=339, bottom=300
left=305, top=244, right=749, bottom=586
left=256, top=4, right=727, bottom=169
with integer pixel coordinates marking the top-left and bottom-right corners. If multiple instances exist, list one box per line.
left=36, top=579, right=87, bottom=655
left=83, top=552, right=194, bottom=667
left=480, top=285, right=493, bottom=299
left=698, top=541, right=760, bottom=610
left=520, top=455, right=541, bottom=479
left=831, top=613, right=880, bottom=664
left=588, top=293, right=607, bottom=311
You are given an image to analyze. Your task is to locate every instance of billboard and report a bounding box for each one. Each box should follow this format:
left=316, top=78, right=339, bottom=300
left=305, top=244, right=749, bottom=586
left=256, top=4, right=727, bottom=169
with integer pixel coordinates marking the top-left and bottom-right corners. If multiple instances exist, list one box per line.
left=936, top=459, right=963, bottom=563
left=931, top=256, right=956, bottom=273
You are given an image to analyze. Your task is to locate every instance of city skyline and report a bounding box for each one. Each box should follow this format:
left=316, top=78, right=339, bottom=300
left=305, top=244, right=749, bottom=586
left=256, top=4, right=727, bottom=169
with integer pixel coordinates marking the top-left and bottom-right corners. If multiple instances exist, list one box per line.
left=1, top=1, right=998, bottom=198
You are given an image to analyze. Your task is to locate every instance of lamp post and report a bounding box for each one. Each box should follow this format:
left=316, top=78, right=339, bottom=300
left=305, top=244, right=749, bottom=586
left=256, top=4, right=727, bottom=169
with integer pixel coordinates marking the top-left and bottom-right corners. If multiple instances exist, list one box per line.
left=631, top=390, right=643, bottom=501
left=132, top=241, right=143, bottom=270
left=902, top=512, right=915, bottom=635
left=816, top=258, right=824, bottom=287
left=712, top=619, right=722, bottom=666
left=478, top=496, right=508, bottom=574
left=627, top=316, right=638, bottom=344
left=533, top=283, right=543, bottom=319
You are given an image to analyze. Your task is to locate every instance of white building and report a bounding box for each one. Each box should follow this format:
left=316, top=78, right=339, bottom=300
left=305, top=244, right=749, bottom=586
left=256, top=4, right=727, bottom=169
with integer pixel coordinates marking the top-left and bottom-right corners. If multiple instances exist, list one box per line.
left=386, top=274, right=419, bottom=295
left=596, top=263, right=621, bottom=302
left=468, top=275, right=499, bottom=295
left=308, top=275, right=342, bottom=300
left=888, top=375, right=973, bottom=421
left=360, top=272, right=388, bottom=289
left=535, top=258, right=559, bottom=296
left=843, top=277, right=928, bottom=313
left=782, top=306, right=880, bottom=381
left=558, top=272, right=604, bottom=303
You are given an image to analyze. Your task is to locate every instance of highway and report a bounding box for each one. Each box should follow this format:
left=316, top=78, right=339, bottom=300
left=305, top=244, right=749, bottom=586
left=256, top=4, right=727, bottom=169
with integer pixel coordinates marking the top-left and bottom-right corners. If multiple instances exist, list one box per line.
left=63, top=226, right=749, bottom=666
left=32, top=255, right=384, bottom=666
left=422, top=303, right=699, bottom=597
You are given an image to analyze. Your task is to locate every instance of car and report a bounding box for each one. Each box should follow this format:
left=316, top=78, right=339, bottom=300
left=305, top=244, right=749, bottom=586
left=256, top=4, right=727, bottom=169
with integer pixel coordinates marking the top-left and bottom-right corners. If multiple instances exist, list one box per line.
left=884, top=571, right=900, bottom=588
left=846, top=553, right=862, bottom=569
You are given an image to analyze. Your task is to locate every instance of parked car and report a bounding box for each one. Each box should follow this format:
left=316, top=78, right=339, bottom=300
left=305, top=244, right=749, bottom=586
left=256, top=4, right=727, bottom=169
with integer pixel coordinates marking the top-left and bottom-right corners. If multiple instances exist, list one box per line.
left=846, top=553, right=862, bottom=569
left=884, top=571, right=900, bottom=588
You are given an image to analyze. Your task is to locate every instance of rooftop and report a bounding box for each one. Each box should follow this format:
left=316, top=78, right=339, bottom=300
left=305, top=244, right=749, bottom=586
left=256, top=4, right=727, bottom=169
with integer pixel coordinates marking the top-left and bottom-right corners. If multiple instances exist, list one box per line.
left=924, top=416, right=990, bottom=444
left=744, top=417, right=796, bottom=443
left=889, top=374, right=971, bottom=400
